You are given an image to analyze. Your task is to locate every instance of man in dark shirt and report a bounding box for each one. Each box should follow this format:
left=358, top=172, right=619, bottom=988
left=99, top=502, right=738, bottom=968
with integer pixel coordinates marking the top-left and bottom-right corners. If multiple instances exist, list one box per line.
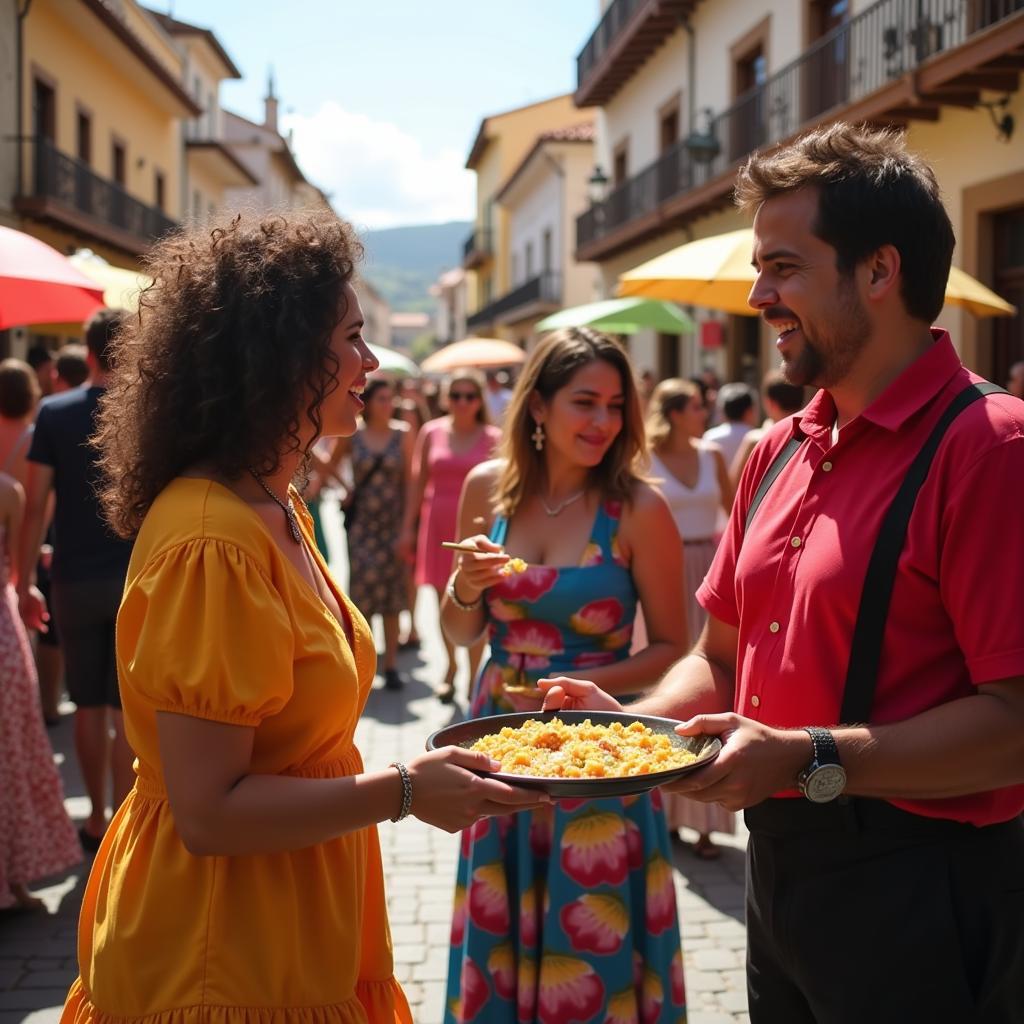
left=19, top=309, right=133, bottom=851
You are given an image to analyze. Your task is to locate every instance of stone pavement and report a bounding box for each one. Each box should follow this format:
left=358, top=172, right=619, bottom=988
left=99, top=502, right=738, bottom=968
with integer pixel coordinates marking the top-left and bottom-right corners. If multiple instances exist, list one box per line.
left=0, top=500, right=750, bottom=1023
left=359, top=596, right=750, bottom=1024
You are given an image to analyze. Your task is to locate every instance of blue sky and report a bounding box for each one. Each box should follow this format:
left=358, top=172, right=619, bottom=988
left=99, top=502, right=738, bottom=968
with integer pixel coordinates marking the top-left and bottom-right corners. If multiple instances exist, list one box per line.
left=161, top=0, right=599, bottom=228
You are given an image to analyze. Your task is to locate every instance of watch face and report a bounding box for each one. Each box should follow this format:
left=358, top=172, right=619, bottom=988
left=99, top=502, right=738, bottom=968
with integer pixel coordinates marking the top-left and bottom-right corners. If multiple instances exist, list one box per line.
left=805, top=765, right=847, bottom=803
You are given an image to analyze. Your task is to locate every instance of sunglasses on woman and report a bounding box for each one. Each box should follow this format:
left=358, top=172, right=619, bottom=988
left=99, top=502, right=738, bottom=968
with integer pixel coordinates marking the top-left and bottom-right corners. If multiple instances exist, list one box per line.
left=449, top=390, right=481, bottom=402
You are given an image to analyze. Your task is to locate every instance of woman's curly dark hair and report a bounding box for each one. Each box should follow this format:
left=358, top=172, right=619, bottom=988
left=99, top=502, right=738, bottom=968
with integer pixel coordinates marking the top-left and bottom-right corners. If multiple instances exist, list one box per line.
left=95, top=209, right=363, bottom=538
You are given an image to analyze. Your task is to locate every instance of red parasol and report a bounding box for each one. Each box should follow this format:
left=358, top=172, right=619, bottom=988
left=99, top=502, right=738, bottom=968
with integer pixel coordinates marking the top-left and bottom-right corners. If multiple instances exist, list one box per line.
left=0, top=225, right=106, bottom=330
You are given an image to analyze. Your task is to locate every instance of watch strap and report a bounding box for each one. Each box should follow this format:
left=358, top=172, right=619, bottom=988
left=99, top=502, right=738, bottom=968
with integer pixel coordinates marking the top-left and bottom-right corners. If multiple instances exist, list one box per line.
left=804, top=726, right=840, bottom=767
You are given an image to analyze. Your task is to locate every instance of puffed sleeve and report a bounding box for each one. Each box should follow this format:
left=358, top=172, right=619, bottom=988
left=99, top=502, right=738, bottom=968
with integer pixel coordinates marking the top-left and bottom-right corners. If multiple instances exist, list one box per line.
left=118, top=538, right=295, bottom=724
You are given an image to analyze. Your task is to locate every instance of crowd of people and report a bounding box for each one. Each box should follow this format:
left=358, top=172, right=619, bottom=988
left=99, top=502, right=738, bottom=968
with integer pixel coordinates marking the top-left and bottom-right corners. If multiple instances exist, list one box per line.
left=1, top=121, right=1022, bottom=1024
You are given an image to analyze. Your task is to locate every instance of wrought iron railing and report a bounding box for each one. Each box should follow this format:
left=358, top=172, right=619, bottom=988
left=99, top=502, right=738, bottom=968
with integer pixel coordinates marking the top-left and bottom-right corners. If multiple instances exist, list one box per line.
left=30, top=136, right=177, bottom=244
left=466, top=271, right=561, bottom=328
left=578, top=0, right=1024, bottom=250
left=463, top=226, right=493, bottom=263
left=576, top=0, right=640, bottom=86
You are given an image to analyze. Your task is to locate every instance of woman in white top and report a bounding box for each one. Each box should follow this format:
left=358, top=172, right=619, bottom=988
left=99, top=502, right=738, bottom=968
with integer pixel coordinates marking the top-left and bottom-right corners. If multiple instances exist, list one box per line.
left=647, top=377, right=736, bottom=858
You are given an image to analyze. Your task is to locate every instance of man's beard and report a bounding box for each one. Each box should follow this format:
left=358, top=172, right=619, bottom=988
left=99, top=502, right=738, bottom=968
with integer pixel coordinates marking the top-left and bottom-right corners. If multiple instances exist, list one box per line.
left=781, top=278, right=870, bottom=389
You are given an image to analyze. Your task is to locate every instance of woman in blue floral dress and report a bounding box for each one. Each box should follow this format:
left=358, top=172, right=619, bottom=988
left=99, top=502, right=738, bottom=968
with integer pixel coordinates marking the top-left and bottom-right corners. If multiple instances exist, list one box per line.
left=440, top=328, right=690, bottom=1024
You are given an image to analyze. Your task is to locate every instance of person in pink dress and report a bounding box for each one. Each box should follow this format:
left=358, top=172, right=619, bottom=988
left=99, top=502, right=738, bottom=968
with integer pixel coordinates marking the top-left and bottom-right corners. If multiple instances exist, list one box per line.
left=400, top=369, right=500, bottom=701
left=0, top=466, right=81, bottom=910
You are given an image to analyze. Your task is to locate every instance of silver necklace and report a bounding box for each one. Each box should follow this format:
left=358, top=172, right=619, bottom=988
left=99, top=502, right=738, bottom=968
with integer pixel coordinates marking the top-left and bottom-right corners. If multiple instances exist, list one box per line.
left=249, top=469, right=302, bottom=543
left=540, top=488, right=586, bottom=517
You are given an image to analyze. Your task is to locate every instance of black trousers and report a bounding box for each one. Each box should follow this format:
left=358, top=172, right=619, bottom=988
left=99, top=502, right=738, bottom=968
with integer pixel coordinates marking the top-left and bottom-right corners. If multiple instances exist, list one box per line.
left=744, top=799, right=1024, bottom=1024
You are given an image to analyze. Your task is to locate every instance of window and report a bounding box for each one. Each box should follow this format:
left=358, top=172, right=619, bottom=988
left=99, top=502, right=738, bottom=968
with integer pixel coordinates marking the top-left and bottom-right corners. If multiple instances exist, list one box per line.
left=32, top=77, right=56, bottom=140
left=111, top=140, right=126, bottom=186
left=542, top=229, right=553, bottom=273
left=154, top=171, right=165, bottom=211
left=806, top=1, right=850, bottom=117
left=730, top=18, right=771, bottom=159
left=613, top=142, right=629, bottom=187
left=659, top=104, right=680, bottom=154
left=76, top=110, right=91, bottom=164
left=525, top=242, right=535, bottom=280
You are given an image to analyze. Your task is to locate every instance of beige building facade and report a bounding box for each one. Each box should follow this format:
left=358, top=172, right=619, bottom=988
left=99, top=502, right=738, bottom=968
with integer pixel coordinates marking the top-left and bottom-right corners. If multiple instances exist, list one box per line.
left=462, top=94, right=595, bottom=340
left=494, top=123, right=601, bottom=349
left=576, top=0, right=1024, bottom=386
left=13, top=0, right=199, bottom=268
left=223, top=78, right=330, bottom=216
left=432, top=267, right=468, bottom=347
left=356, top=278, right=393, bottom=351
left=149, top=10, right=258, bottom=222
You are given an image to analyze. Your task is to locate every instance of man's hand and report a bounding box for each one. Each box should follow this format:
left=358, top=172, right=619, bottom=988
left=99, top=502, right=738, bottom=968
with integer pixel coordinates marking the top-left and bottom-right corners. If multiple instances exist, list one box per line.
left=538, top=677, right=623, bottom=713
left=662, top=713, right=812, bottom=811
left=19, top=585, right=50, bottom=633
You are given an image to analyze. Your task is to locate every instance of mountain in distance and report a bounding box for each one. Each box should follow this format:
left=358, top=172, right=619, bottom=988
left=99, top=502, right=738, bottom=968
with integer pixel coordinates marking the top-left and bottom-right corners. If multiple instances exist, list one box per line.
left=361, top=221, right=471, bottom=314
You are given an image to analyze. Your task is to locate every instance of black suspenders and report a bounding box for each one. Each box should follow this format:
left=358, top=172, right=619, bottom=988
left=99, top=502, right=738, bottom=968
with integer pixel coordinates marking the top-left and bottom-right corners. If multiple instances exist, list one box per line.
left=746, top=381, right=1006, bottom=726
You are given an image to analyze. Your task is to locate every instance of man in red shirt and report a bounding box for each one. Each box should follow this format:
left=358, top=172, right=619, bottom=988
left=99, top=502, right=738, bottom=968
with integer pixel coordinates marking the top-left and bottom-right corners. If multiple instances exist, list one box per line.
left=542, top=123, right=1024, bottom=1022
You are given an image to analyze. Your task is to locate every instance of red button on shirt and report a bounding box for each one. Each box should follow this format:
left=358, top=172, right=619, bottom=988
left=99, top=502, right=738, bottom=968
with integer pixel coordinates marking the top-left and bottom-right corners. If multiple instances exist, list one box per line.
left=697, top=331, right=1024, bottom=826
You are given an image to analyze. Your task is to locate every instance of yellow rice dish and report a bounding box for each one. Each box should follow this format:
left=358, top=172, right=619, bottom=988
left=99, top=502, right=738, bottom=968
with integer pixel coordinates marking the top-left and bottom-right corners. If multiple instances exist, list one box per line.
left=499, top=556, right=528, bottom=576
left=470, top=716, right=698, bottom=779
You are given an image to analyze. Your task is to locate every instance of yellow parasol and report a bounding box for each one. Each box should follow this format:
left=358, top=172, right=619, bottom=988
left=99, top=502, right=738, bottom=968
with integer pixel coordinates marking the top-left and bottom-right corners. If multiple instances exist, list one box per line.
left=68, top=249, right=152, bottom=311
left=618, top=228, right=1016, bottom=318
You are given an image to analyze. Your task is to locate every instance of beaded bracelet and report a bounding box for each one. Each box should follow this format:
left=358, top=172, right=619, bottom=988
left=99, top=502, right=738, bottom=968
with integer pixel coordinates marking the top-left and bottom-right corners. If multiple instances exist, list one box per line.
left=446, top=572, right=482, bottom=612
left=389, top=761, right=413, bottom=822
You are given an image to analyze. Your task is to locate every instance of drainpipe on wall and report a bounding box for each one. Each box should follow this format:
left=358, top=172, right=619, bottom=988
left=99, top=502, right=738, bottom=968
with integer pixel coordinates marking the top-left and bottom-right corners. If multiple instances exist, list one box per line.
left=680, top=13, right=696, bottom=137
left=15, top=0, right=33, bottom=199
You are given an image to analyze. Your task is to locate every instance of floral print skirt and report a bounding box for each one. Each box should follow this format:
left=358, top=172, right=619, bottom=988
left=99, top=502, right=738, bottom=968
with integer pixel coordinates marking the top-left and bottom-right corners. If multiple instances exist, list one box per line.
left=443, top=779, right=686, bottom=1023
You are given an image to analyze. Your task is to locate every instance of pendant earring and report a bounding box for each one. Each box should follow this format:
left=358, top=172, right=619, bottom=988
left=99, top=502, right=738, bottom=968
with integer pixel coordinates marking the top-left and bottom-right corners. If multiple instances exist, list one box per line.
left=531, top=422, right=545, bottom=451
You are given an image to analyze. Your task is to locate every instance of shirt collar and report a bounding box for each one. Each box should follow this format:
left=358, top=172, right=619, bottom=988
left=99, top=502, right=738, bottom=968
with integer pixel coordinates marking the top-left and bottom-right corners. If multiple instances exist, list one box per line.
left=792, top=329, right=963, bottom=441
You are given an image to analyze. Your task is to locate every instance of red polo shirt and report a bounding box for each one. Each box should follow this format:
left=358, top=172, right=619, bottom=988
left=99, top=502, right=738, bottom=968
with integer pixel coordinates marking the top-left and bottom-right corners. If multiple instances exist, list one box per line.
left=697, top=331, right=1024, bottom=825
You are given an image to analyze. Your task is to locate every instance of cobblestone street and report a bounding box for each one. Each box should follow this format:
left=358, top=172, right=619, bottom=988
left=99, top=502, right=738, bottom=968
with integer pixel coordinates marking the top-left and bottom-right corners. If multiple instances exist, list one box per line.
left=0, top=507, right=750, bottom=1024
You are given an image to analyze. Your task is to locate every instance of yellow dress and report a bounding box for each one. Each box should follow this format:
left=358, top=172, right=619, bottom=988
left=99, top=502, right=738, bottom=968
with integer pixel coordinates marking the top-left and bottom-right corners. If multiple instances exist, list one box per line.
left=62, top=478, right=412, bottom=1024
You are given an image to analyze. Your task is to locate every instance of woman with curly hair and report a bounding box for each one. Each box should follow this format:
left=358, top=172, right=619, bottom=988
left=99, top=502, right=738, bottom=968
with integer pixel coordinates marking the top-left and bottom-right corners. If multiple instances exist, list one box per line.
left=60, top=210, right=543, bottom=1024
left=440, top=328, right=689, bottom=1024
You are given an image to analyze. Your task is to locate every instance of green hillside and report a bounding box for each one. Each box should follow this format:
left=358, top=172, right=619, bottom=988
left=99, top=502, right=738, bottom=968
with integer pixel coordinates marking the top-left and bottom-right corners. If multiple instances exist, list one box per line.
left=361, top=221, right=471, bottom=313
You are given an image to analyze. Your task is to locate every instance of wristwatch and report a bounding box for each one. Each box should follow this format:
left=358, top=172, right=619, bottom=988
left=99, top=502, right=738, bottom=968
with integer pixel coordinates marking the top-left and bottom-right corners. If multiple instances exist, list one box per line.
left=797, top=726, right=847, bottom=803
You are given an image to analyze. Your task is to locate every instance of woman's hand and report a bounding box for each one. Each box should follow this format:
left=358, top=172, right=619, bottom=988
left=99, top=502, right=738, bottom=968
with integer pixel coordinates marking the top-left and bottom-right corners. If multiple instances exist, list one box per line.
left=501, top=686, right=546, bottom=713
left=406, top=747, right=549, bottom=832
left=538, top=677, right=623, bottom=713
left=452, top=534, right=508, bottom=601
left=397, top=526, right=416, bottom=564
left=18, top=585, right=49, bottom=633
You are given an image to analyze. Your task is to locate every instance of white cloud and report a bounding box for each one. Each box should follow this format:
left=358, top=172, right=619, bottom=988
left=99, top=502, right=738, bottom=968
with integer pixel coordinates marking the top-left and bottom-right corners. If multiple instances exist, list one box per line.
left=283, top=102, right=474, bottom=230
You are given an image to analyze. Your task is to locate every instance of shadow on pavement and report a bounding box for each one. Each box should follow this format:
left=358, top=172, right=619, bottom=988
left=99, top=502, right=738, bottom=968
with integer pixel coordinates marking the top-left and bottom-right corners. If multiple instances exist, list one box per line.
left=669, top=832, right=746, bottom=925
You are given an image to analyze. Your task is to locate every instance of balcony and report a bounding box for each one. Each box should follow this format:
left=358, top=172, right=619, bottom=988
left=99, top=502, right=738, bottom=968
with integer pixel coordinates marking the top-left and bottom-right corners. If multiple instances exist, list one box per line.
left=576, top=0, right=696, bottom=107
left=463, top=226, right=493, bottom=270
left=466, top=271, right=561, bottom=329
left=577, top=0, right=1024, bottom=261
left=16, top=137, right=178, bottom=256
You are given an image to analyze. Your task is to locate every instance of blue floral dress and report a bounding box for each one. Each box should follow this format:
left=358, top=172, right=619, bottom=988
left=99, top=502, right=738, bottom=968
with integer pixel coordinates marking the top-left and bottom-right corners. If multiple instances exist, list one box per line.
left=444, top=500, right=686, bottom=1024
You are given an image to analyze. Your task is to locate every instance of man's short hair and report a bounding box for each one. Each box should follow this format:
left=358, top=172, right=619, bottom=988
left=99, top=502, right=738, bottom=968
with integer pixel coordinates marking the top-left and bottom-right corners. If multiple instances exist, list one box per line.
left=26, top=343, right=53, bottom=371
left=84, top=308, right=126, bottom=372
left=55, top=344, right=90, bottom=388
left=762, top=370, right=806, bottom=415
left=735, top=122, right=955, bottom=324
left=718, top=382, right=755, bottom=422
left=0, top=358, right=41, bottom=419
